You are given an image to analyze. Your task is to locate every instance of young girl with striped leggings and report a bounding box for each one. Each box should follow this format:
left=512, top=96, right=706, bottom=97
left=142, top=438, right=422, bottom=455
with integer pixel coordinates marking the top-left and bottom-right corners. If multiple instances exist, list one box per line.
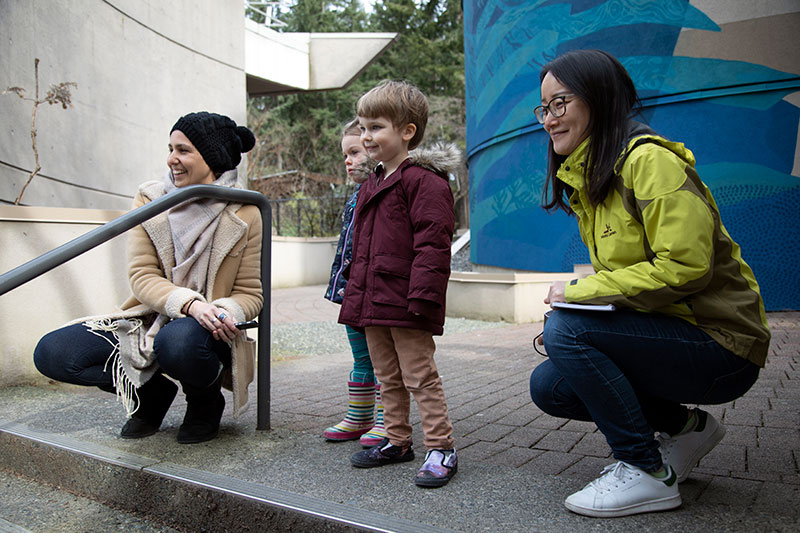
left=323, top=119, right=385, bottom=446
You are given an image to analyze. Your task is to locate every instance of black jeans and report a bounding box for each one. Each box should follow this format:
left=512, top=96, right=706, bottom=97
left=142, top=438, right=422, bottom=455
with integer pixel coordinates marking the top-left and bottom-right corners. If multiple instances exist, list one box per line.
left=34, top=317, right=231, bottom=390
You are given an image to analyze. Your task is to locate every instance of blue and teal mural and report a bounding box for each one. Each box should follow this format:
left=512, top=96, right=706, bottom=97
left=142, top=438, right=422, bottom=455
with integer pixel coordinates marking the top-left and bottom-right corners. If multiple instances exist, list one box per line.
left=464, top=1, right=800, bottom=310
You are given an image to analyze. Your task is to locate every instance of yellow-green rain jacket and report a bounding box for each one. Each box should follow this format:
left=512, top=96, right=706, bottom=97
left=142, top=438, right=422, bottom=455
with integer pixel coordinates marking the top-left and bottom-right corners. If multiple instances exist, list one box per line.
left=560, top=126, right=770, bottom=367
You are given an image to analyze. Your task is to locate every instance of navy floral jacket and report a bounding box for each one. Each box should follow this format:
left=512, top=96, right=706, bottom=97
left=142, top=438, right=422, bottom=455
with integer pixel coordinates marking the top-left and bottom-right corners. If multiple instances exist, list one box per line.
left=325, top=185, right=361, bottom=304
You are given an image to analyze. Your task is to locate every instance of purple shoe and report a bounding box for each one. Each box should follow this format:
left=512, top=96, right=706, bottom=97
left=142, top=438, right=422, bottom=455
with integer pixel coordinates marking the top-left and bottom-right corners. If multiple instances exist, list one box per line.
left=415, top=448, right=457, bottom=488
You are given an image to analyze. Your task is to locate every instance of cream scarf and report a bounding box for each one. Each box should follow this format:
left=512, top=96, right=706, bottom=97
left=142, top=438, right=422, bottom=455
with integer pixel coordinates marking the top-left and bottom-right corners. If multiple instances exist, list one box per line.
left=163, top=169, right=237, bottom=290
left=87, top=170, right=238, bottom=416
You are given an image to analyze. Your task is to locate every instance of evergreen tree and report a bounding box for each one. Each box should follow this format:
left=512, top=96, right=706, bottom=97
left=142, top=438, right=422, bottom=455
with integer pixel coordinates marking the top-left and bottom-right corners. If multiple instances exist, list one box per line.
left=247, top=0, right=466, bottom=232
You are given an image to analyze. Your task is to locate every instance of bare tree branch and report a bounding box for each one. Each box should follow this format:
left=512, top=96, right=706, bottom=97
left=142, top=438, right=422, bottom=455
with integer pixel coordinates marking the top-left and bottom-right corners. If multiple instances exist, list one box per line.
left=4, top=58, right=77, bottom=205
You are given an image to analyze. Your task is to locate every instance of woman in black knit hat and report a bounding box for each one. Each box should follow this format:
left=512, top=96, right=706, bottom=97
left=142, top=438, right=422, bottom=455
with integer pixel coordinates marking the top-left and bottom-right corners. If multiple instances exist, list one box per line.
left=33, top=112, right=263, bottom=444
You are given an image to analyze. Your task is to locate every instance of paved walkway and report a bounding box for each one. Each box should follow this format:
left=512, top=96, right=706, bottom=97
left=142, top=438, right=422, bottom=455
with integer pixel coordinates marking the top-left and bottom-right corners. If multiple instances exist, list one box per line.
left=1, top=285, right=798, bottom=531
left=268, top=286, right=800, bottom=529
left=271, top=287, right=800, bottom=482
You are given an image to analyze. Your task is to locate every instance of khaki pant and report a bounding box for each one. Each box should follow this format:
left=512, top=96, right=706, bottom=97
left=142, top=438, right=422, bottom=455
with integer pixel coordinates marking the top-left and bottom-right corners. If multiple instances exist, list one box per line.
left=365, top=326, right=454, bottom=450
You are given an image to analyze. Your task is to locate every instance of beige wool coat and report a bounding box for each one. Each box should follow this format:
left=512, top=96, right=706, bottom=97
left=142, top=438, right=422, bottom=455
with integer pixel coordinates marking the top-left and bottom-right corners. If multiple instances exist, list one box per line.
left=77, top=180, right=263, bottom=417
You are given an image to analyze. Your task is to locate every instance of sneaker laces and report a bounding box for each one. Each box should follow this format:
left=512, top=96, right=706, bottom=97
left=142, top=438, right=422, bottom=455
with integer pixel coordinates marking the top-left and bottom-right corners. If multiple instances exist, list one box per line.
left=656, top=433, right=676, bottom=453
left=588, top=462, right=641, bottom=494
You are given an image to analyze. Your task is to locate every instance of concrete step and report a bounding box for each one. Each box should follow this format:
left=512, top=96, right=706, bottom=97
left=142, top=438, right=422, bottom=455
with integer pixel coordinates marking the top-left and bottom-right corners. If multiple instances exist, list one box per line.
left=0, top=421, right=452, bottom=533
left=0, top=515, right=31, bottom=533
left=0, top=468, right=180, bottom=532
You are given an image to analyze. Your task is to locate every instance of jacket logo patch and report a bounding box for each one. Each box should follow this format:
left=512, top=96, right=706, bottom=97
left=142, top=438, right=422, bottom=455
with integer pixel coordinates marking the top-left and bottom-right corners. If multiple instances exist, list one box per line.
left=601, top=223, right=617, bottom=238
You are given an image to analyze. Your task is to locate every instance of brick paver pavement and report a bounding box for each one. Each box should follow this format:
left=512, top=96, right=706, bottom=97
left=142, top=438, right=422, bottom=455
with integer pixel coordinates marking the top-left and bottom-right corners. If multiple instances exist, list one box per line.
left=269, top=286, right=800, bottom=512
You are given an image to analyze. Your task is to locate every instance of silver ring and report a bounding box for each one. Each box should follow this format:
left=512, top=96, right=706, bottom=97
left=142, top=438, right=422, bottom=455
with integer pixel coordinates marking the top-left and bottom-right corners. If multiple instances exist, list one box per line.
left=218, top=313, right=227, bottom=321
left=211, top=318, right=217, bottom=323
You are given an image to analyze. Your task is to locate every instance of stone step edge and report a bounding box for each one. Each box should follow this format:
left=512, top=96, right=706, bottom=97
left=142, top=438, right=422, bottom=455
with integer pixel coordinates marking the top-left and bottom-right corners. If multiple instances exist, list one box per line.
left=0, top=420, right=453, bottom=533
left=0, top=516, right=32, bottom=533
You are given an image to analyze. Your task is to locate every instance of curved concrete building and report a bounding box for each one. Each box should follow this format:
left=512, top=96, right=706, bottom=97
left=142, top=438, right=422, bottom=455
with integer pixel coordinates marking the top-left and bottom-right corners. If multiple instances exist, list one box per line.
left=0, top=0, right=395, bottom=209
left=464, top=0, right=800, bottom=310
left=1, top=0, right=250, bottom=209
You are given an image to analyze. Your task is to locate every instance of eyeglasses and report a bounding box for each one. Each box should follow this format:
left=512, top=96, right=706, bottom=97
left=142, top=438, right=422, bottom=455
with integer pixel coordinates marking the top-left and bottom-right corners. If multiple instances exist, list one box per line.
left=533, top=94, right=575, bottom=124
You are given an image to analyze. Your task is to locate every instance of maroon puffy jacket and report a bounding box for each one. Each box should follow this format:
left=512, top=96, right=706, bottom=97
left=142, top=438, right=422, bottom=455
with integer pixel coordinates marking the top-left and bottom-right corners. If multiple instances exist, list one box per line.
left=338, top=144, right=460, bottom=335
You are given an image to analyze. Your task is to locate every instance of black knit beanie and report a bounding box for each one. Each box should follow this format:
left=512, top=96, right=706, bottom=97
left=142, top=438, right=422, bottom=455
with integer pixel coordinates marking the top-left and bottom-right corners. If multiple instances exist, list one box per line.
left=171, top=112, right=256, bottom=173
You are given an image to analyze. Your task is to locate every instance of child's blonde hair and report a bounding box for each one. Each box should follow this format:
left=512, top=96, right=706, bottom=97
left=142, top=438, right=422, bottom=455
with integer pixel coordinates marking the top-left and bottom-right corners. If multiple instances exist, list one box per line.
left=342, top=117, right=361, bottom=138
left=356, top=80, right=428, bottom=150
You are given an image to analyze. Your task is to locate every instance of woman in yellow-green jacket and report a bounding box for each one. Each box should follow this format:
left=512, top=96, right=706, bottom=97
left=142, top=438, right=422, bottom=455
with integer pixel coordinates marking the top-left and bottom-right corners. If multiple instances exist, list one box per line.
left=529, top=50, right=770, bottom=518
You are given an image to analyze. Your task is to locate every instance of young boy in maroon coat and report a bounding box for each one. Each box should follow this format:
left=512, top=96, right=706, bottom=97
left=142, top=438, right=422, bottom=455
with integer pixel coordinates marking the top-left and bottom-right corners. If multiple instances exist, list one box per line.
left=339, top=80, right=460, bottom=488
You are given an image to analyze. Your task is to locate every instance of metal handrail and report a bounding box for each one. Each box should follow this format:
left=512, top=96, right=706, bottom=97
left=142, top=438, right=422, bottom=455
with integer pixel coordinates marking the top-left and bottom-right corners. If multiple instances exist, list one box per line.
left=0, top=184, right=273, bottom=430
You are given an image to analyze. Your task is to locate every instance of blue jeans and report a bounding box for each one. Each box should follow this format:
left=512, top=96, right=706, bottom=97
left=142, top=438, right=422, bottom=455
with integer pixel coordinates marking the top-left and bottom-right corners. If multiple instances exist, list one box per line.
left=34, top=317, right=231, bottom=390
left=529, top=308, right=759, bottom=472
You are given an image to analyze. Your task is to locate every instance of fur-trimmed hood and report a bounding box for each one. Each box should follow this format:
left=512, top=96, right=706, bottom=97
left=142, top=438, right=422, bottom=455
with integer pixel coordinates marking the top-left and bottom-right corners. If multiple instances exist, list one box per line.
left=408, top=142, right=463, bottom=178
left=352, top=142, right=463, bottom=182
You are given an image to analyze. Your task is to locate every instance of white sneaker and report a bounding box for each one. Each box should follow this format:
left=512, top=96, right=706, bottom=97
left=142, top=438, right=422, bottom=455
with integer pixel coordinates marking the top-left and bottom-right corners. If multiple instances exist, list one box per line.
left=564, top=462, right=681, bottom=518
left=657, top=409, right=726, bottom=483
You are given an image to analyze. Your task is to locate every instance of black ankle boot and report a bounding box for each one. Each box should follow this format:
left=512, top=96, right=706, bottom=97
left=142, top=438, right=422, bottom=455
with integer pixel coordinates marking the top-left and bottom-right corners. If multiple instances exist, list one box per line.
left=177, top=376, right=225, bottom=444
left=120, top=374, right=178, bottom=439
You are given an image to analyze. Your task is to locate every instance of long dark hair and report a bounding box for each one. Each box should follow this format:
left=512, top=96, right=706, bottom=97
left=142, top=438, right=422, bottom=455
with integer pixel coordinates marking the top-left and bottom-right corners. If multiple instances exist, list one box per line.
left=540, top=50, right=641, bottom=213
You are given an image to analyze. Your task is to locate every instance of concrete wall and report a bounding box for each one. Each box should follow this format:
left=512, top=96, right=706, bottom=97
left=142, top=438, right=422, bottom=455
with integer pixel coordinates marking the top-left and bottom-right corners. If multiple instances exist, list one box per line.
left=0, top=206, right=130, bottom=385
left=0, top=0, right=247, bottom=209
left=271, top=236, right=337, bottom=288
left=447, top=271, right=577, bottom=324
left=0, top=206, right=337, bottom=385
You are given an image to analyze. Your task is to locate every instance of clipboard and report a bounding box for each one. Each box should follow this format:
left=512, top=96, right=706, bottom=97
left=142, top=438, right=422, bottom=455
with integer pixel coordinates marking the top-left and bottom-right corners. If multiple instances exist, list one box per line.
left=551, top=302, right=616, bottom=311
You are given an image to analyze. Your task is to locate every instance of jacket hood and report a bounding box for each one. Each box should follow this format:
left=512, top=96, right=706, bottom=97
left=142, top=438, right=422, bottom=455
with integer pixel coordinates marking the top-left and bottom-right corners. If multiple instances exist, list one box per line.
left=559, top=121, right=697, bottom=191
left=352, top=157, right=378, bottom=184
left=408, top=142, right=463, bottom=178
left=627, top=120, right=656, bottom=139
left=623, top=121, right=696, bottom=168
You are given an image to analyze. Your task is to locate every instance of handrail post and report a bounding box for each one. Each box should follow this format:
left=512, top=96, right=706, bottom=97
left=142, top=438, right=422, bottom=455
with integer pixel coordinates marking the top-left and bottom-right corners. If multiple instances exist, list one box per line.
left=0, top=184, right=272, bottom=430
left=256, top=195, right=271, bottom=431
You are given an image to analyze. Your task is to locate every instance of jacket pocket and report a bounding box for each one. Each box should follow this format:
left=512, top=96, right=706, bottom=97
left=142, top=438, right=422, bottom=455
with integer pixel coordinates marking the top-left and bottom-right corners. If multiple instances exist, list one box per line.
left=371, top=254, right=412, bottom=308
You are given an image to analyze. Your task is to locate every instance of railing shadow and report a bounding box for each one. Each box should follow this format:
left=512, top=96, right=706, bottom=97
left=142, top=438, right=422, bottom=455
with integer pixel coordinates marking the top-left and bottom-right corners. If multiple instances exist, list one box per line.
left=0, top=184, right=272, bottom=430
